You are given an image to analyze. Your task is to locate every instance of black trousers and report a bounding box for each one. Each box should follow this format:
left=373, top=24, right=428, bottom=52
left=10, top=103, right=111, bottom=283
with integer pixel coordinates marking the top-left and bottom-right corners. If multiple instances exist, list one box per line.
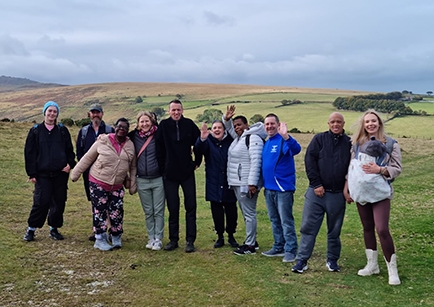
left=164, top=174, right=197, bottom=243
left=210, top=201, right=238, bottom=235
left=28, top=172, right=69, bottom=229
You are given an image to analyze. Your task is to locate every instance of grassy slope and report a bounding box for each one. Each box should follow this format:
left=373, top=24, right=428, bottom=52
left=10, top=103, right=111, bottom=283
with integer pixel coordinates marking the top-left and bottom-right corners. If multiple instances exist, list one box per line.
left=0, top=120, right=433, bottom=307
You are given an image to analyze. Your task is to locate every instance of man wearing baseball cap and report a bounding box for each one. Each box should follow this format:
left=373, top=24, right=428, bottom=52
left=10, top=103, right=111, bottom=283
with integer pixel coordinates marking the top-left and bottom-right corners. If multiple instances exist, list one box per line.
left=76, top=103, right=114, bottom=241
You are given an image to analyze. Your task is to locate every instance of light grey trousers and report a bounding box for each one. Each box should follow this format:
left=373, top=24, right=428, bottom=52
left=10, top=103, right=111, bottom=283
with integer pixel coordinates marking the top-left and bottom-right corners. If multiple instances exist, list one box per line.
left=232, top=186, right=258, bottom=246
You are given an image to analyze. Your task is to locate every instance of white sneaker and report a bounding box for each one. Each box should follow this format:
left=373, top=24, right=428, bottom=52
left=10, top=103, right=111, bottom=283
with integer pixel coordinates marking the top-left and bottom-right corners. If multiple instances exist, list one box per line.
left=152, top=239, right=163, bottom=251
left=146, top=239, right=155, bottom=249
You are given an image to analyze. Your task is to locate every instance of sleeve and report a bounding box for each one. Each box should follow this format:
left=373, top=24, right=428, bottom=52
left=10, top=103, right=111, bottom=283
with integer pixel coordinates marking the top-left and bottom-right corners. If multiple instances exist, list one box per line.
left=71, top=141, right=99, bottom=181
left=384, top=142, right=402, bottom=180
left=76, top=129, right=84, bottom=161
left=283, top=136, right=302, bottom=156
left=192, top=123, right=202, bottom=168
left=305, top=135, right=322, bottom=188
left=63, top=127, right=76, bottom=168
left=222, top=115, right=237, bottom=139
left=24, top=128, right=38, bottom=178
left=129, top=151, right=138, bottom=194
left=247, top=134, right=264, bottom=186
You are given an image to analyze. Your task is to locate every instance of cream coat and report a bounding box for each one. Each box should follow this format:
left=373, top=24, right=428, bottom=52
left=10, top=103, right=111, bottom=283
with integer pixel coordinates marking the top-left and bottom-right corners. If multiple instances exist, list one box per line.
left=71, top=134, right=137, bottom=193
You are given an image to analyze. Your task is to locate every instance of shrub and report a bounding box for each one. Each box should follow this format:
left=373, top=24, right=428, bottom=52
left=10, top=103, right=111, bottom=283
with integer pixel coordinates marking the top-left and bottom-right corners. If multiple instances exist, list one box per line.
left=61, top=118, right=74, bottom=127
left=75, top=118, right=91, bottom=127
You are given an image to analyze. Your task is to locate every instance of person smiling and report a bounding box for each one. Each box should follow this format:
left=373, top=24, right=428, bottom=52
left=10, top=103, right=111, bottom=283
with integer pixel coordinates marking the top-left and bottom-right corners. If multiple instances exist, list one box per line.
left=71, top=118, right=137, bottom=251
left=128, top=111, right=165, bottom=251
left=346, top=110, right=402, bottom=285
left=23, top=101, right=76, bottom=242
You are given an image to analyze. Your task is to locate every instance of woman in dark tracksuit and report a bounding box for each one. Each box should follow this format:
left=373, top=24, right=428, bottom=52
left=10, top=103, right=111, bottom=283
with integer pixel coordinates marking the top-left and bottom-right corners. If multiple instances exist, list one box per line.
left=195, top=120, right=239, bottom=248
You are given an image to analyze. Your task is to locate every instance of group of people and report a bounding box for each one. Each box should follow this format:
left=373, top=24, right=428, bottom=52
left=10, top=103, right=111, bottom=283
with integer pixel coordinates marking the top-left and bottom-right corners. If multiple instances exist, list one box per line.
left=22, top=99, right=402, bottom=286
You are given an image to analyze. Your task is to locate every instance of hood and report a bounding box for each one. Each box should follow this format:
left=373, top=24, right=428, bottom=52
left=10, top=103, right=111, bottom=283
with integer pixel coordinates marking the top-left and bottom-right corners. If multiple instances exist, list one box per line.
left=242, top=122, right=267, bottom=139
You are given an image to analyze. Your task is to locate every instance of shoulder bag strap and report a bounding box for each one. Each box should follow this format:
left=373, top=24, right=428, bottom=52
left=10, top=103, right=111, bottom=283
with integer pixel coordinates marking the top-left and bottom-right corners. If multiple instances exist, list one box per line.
left=137, top=135, right=153, bottom=158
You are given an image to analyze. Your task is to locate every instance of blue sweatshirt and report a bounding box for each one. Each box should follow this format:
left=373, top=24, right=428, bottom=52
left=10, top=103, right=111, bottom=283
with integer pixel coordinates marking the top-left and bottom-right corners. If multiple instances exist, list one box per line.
left=261, top=134, right=301, bottom=192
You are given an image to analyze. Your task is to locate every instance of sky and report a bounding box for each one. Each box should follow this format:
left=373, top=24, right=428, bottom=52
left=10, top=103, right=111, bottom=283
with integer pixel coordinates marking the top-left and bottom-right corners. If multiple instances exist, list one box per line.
left=1, top=1, right=433, bottom=93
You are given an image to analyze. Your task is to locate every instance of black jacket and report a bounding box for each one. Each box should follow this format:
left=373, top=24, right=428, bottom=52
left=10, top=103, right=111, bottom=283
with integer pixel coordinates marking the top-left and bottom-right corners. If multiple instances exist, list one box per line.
left=24, top=123, right=76, bottom=178
left=194, top=133, right=236, bottom=203
left=157, top=116, right=201, bottom=181
left=305, top=130, right=351, bottom=192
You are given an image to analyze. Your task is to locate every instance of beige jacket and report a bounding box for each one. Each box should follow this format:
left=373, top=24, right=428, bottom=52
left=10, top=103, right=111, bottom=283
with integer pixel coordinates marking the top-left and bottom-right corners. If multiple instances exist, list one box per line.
left=71, top=134, right=137, bottom=194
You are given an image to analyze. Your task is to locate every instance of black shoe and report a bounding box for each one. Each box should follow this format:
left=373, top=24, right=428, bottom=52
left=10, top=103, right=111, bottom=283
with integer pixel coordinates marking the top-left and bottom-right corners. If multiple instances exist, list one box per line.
left=228, top=237, right=239, bottom=248
left=185, top=242, right=195, bottom=253
left=88, top=233, right=96, bottom=242
left=49, top=228, right=64, bottom=240
left=243, top=240, right=259, bottom=250
left=214, top=237, right=224, bottom=248
left=233, top=244, right=256, bottom=255
left=24, top=229, right=35, bottom=241
left=164, top=241, right=179, bottom=251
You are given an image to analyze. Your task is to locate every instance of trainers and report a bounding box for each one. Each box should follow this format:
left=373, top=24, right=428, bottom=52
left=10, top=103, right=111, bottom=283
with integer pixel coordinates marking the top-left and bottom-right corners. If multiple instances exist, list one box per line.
left=146, top=239, right=155, bottom=249
left=214, top=237, right=224, bottom=248
left=185, top=242, right=195, bottom=253
left=283, top=252, right=296, bottom=263
left=228, top=237, right=239, bottom=248
left=292, top=259, right=308, bottom=273
left=112, top=235, right=122, bottom=249
left=233, top=244, right=256, bottom=255
left=152, top=239, right=163, bottom=251
left=261, top=248, right=285, bottom=257
left=23, top=229, right=35, bottom=241
left=49, top=228, right=64, bottom=240
left=243, top=241, right=259, bottom=250
left=326, top=259, right=340, bottom=272
left=164, top=241, right=179, bottom=251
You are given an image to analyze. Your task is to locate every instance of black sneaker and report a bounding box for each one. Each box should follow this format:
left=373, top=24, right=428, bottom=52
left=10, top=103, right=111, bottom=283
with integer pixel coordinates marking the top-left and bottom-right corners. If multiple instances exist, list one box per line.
left=228, top=237, right=239, bottom=248
left=233, top=244, right=256, bottom=255
left=243, top=240, right=259, bottom=250
left=292, top=259, right=308, bottom=274
left=164, top=241, right=179, bottom=251
left=326, top=259, right=340, bottom=272
left=88, top=233, right=96, bottom=242
left=49, top=228, right=64, bottom=240
left=185, top=241, right=195, bottom=253
left=23, top=229, right=35, bottom=241
left=214, top=237, right=224, bottom=248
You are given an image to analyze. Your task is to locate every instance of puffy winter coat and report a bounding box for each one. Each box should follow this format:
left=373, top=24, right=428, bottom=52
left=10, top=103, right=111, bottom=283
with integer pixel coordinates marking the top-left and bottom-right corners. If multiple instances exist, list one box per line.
left=223, top=119, right=267, bottom=187
left=71, top=134, right=136, bottom=190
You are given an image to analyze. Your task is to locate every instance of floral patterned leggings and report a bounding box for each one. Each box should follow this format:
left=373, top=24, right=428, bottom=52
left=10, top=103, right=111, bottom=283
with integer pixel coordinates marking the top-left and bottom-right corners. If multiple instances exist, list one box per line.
left=89, top=182, right=124, bottom=236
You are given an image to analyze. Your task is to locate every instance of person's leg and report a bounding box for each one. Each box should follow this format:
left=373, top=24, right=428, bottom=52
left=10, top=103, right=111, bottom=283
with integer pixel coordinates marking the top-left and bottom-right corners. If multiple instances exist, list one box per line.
left=83, top=169, right=91, bottom=201
left=152, top=177, right=166, bottom=241
left=297, top=187, right=326, bottom=261
left=27, top=176, right=53, bottom=229
left=324, top=192, right=346, bottom=261
left=224, top=201, right=238, bottom=235
left=372, top=199, right=395, bottom=261
left=277, top=191, right=298, bottom=256
left=180, top=174, right=197, bottom=243
left=357, top=203, right=377, bottom=250
left=108, top=187, right=125, bottom=236
left=137, top=177, right=156, bottom=240
left=264, top=189, right=284, bottom=252
left=164, top=178, right=180, bottom=243
left=211, top=201, right=225, bottom=235
left=89, top=182, right=109, bottom=235
left=47, top=173, right=69, bottom=229
left=238, top=191, right=258, bottom=246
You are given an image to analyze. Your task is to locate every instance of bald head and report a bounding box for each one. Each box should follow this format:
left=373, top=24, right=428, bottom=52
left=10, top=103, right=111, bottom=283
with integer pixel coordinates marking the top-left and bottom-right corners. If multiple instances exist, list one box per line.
left=328, top=112, right=345, bottom=135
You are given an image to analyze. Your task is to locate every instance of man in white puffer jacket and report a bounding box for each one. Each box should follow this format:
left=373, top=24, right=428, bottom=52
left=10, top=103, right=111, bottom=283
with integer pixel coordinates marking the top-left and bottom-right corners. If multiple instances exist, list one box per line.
left=223, top=105, right=267, bottom=255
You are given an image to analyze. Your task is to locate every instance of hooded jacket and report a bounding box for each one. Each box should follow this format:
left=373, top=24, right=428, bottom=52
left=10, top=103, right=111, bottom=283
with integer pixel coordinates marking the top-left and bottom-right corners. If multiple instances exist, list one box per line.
left=223, top=118, right=267, bottom=187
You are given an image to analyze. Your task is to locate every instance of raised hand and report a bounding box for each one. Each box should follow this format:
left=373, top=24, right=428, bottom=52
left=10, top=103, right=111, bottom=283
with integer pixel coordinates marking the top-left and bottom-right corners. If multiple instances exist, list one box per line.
left=278, top=122, right=289, bottom=140
left=225, top=105, right=236, bottom=120
left=200, top=122, right=210, bottom=140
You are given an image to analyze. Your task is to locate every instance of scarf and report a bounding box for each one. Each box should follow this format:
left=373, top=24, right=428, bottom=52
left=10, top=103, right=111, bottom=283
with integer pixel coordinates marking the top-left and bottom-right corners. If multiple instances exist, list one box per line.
left=138, top=125, right=158, bottom=138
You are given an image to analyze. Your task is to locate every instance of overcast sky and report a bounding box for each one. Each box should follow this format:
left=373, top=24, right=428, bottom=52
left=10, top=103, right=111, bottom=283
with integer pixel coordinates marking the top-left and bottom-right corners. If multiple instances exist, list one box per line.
left=1, top=1, right=433, bottom=93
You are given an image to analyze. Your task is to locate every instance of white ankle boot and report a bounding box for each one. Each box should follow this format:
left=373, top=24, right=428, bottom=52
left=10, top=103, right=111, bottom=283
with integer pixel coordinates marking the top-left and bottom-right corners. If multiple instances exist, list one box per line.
left=385, top=254, right=401, bottom=285
left=112, top=234, right=122, bottom=249
left=358, top=249, right=380, bottom=276
left=94, top=233, right=113, bottom=251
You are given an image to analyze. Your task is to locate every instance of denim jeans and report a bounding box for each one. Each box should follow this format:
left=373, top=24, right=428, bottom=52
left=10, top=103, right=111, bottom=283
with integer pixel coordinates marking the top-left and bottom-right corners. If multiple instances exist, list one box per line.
left=264, top=189, right=298, bottom=255
left=297, top=187, right=346, bottom=261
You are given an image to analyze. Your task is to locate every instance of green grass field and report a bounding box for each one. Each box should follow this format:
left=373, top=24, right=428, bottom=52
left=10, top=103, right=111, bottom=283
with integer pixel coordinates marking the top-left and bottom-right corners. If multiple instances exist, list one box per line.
left=0, top=120, right=433, bottom=307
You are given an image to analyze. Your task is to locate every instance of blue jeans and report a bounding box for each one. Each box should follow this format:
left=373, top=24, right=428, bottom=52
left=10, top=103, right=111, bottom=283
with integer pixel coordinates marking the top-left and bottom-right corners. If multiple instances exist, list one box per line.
left=297, top=187, right=346, bottom=261
left=264, top=189, right=298, bottom=255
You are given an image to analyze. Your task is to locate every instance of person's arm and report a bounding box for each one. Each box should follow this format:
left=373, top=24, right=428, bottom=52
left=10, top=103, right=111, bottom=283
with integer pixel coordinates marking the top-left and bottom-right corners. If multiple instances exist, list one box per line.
left=247, top=134, right=264, bottom=189
left=129, top=152, right=137, bottom=195
left=192, top=123, right=202, bottom=168
left=24, top=127, right=38, bottom=179
left=71, top=141, right=99, bottom=182
left=63, top=127, right=76, bottom=170
left=383, top=142, right=402, bottom=180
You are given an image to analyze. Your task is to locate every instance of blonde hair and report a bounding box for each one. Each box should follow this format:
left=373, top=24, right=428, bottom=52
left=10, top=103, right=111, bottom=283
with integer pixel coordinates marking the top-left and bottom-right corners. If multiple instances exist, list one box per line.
left=352, top=109, right=386, bottom=145
left=135, top=111, right=157, bottom=128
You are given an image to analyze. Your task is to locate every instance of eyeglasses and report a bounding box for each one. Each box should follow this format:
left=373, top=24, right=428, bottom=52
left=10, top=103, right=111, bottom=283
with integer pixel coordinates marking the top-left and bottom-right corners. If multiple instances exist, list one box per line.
left=116, top=125, right=129, bottom=131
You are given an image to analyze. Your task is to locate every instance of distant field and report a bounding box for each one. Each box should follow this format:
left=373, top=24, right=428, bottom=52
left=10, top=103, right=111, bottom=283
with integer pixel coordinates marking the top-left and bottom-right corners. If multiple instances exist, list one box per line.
left=406, top=100, right=434, bottom=113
